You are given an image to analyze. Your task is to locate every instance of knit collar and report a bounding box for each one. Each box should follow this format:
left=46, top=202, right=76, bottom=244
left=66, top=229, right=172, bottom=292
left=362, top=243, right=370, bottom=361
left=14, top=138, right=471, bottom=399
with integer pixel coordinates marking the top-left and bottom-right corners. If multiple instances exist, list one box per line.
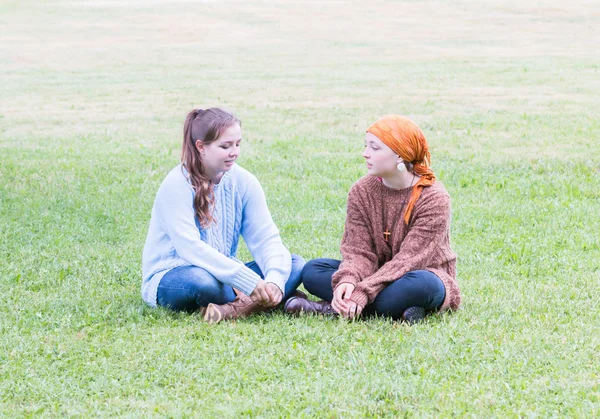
left=375, top=176, right=414, bottom=193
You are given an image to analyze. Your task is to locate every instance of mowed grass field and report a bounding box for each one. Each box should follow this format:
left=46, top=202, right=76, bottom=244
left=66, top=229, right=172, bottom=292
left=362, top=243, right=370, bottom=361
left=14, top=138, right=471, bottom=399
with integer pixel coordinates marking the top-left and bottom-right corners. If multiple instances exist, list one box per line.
left=1, top=0, right=599, bottom=416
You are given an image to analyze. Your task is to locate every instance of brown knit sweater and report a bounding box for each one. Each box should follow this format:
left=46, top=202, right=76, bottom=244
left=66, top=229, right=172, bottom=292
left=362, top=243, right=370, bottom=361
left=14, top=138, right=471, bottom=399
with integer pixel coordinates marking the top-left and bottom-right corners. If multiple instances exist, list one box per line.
left=332, top=175, right=460, bottom=311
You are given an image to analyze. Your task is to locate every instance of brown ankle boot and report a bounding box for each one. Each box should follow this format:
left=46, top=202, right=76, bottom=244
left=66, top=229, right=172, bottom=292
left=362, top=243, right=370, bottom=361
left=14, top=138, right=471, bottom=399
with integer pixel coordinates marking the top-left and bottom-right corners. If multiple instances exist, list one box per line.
left=283, top=297, right=336, bottom=316
left=204, top=294, right=269, bottom=324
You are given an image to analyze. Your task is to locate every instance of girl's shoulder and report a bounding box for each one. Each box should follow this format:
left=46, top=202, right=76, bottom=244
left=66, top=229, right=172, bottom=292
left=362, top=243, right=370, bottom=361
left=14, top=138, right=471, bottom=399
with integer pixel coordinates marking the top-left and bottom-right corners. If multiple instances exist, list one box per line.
left=160, top=164, right=189, bottom=190
left=153, top=164, right=193, bottom=208
left=416, top=181, right=451, bottom=213
left=350, top=175, right=382, bottom=195
left=224, top=164, right=264, bottom=201
left=422, top=180, right=450, bottom=200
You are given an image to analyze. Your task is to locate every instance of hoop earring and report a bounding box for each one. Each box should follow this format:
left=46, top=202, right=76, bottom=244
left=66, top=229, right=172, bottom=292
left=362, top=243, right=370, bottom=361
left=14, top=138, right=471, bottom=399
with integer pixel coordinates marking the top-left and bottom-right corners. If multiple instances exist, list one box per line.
left=397, top=162, right=406, bottom=172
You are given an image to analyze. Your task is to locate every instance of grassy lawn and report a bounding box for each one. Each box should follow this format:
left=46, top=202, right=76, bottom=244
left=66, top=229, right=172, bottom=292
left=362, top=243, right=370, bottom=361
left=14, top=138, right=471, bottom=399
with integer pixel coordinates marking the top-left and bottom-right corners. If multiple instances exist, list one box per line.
left=1, top=0, right=599, bottom=416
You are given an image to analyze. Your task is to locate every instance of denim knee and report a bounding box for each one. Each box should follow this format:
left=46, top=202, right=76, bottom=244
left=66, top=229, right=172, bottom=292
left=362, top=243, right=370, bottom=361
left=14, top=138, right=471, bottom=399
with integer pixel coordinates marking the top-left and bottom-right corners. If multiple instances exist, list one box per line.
left=400, top=270, right=446, bottom=309
left=370, top=270, right=446, bottom=318
left=291, top=254, right=306, bottom=273
left=157, top=266, right=233, bottom=311
left=284, top=254, right=306, bottom=299
left=300, top=259, right=321, bottom=293
left=301, top=258, right=338, bottom=301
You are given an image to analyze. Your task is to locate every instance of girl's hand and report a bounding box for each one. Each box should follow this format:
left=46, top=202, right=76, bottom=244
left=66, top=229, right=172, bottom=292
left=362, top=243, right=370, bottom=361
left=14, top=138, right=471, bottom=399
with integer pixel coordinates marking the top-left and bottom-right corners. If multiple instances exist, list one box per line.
left=264, top=283, right=283, bottom=307
left=344, top=300, right=364, bottom=320
left=332, top=283, right=355, bottom=315
left=249, top=281, right=271, bottom=305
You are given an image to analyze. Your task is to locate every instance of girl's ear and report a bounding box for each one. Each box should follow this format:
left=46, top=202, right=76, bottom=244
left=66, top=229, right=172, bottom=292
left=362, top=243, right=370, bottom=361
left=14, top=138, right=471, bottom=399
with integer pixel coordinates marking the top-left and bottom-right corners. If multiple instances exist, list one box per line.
left=195, top=140, right=204, bottom=154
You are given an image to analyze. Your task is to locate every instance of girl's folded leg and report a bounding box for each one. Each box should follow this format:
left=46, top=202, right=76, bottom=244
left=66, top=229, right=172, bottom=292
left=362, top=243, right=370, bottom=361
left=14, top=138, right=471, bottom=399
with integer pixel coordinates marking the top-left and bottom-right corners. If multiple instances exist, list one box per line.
left=367, top=270, right=446, bottom=320
left=157, top=266, right=236, bottom=312
left=300, top=258, right=341, bottom=302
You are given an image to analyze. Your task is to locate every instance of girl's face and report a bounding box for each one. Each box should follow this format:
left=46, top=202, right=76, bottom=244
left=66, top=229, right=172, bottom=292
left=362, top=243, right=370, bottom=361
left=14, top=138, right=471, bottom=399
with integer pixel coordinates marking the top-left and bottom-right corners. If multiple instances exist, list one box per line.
left=196, top=123, right=242, bottom=182
left=363, top=132, right=399, bottom=178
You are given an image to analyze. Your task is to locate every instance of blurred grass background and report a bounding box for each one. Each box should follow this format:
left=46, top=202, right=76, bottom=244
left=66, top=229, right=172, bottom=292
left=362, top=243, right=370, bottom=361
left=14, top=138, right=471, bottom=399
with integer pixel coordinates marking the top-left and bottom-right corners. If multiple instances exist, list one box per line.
left=1, top=0, right=599, bottom=416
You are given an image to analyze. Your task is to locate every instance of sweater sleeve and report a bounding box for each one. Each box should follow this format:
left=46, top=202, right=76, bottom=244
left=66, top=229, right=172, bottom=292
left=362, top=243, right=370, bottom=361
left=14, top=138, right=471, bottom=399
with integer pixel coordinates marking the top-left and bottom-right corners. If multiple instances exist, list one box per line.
left=350, top=188, right=451, bottom=307
left=240, top=174, right=291, bottom=293
left=156, top=174, right=261, bottom=296
left=332, top=184, right=379, bottom=289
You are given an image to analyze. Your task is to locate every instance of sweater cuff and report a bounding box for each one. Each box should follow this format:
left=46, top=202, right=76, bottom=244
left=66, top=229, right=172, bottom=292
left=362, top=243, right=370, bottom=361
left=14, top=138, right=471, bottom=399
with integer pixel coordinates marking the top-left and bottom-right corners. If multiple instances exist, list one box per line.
left=264, top=270, right=286, bottom=294
left=332, top=276, right=358, bottom=290
left=231, top=266, right=262, bottom=296
left=350, top=289, right=369, bottom=308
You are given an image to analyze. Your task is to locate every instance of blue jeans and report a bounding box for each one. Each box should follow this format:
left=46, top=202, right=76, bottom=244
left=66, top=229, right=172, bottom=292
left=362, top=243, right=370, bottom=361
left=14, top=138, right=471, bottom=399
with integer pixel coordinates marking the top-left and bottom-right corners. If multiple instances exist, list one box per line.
left=157, top=255, right=306, bottom=312
left=301, top=258, right=446, bottom=320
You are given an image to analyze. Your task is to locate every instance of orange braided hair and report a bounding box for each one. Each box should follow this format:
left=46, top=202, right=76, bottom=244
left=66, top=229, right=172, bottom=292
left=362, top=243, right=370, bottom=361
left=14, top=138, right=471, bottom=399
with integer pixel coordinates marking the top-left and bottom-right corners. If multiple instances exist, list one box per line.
left=367, top=115, right=436, bottom=223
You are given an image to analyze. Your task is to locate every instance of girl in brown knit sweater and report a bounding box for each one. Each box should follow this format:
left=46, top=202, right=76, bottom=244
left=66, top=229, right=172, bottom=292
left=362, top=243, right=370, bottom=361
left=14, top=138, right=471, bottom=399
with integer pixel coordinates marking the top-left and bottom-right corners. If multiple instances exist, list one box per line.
left=285, top=115, right=461, bottom=322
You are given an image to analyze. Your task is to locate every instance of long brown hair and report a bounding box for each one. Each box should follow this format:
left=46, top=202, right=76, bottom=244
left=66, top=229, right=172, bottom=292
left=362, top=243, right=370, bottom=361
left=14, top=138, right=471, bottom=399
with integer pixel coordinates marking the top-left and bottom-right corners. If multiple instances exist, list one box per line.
left=181, top=108, right=241, bottom=227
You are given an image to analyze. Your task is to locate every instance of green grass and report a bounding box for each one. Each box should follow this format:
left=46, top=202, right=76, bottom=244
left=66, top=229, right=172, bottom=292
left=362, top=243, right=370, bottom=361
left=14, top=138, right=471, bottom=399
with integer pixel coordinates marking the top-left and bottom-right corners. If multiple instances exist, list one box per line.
left=1, top=0, right=599, bottom=417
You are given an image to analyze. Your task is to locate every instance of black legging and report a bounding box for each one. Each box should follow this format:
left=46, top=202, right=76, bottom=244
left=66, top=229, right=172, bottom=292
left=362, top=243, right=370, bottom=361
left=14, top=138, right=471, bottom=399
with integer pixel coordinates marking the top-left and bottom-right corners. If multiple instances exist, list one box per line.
left=301, top=258, right=446, bottom=320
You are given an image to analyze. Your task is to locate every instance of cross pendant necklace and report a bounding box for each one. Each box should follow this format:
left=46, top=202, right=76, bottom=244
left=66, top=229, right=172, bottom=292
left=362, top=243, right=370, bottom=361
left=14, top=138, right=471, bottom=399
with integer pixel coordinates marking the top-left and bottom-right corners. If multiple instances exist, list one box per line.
left=383, top=229, right=391, bottom=242
left=382, top=174, right=416, bottom=244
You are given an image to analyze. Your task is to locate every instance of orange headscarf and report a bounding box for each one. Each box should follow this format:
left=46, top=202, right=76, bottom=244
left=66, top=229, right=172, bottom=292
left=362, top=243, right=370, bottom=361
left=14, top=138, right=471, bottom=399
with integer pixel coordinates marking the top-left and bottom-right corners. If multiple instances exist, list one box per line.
left=367, top=115, right=436, bottom=224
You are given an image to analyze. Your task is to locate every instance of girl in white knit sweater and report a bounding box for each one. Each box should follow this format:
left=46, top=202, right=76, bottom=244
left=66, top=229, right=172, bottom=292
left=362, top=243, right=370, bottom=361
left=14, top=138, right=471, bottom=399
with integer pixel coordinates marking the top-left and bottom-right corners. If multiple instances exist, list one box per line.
left=142, top=108, right=304, bottom=323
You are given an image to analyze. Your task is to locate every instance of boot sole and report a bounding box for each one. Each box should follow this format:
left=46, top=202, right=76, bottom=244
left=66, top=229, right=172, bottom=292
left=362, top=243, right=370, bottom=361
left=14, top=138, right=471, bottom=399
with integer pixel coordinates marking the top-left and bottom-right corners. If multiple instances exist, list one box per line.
left=204, top=304, right=223, bottom=324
